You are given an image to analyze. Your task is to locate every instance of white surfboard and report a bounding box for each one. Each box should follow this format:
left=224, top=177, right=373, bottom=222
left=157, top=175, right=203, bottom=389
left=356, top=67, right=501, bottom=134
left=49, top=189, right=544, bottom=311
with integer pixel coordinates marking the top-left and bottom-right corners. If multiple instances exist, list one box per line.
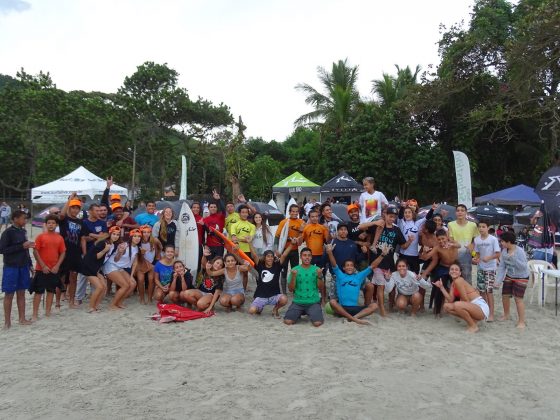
left=178, top=202, right=199, bottom=279
left=285, top=197, right=297, bottom=218
left=268, top=199, right=278, bottom=209
left=278, top=218, right=291, bottom=252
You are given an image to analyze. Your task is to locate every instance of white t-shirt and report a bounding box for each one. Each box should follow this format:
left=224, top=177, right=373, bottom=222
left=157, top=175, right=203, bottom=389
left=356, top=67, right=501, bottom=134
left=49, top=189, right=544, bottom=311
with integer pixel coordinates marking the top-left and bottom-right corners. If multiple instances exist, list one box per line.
left=474, top=235, right=500, bottom=271
left=359, top=191, right=388, bottom=222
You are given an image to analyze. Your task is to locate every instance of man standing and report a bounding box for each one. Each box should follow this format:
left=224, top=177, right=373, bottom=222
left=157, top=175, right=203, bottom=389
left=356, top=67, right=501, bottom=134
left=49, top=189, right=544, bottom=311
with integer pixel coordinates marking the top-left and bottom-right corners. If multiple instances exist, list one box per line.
left=134, top=201, right=159, bottom=227
left=275, top=204, right=305, bottom=294
left=0, top=202, right=12, bottom=232
left=447, top=204, right=479, bottom=285
left=0, top=210, right=34, bottom=328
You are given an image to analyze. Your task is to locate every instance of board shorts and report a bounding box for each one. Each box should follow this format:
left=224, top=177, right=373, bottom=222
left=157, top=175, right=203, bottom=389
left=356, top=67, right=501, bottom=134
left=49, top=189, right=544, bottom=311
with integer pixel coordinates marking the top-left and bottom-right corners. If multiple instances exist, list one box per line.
left=502, top=276, right=529, bottom=299
left=471, top=296, right=490, bottom=320
left=284, top=302, right=323, bottom=323
left=476, top=269, right=496, bottom=293
left=251, top=294, right=284, bottom=311
left=342, top=305, right=366, bottom=316
left=328, top=274, right=337, bottom=299
left=2, top=266, right=31, bottom=293
left=30, top=272, right=62, bottom=294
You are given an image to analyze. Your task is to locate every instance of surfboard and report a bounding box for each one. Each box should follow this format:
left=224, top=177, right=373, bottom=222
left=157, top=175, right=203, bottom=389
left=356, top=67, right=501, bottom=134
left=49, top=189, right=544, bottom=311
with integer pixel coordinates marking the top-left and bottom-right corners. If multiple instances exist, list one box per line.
left=208, top=226, right=255, bottom=267
left=278, top=218, right=290, bottom=251
left=285, top=197, right=297, bottom=218
left=178, top=202, right=199, bottom=279
left=268, top=199, right=278, bottom=209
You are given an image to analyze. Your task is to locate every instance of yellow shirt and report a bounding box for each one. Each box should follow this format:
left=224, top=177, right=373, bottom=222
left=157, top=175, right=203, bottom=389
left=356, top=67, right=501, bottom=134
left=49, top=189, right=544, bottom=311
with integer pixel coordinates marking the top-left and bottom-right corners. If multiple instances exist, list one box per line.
left=447, top=221, right=479, bottom=247
left=232, top=220, right=256, bottom=253
left=225, top=212, right=240, bottom=236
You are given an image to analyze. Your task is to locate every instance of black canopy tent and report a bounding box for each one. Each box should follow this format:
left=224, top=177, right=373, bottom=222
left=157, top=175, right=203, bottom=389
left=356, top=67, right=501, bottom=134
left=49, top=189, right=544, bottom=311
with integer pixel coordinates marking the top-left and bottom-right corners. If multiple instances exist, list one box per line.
left=320, top=172, right=362, bottom=204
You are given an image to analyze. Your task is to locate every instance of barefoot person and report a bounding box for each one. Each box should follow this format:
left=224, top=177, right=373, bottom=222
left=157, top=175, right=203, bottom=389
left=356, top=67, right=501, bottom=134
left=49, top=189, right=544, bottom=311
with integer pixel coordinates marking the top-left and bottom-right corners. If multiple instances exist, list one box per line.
left=153, top=245, right=176, bottom=303
left=184, top=253, right=225, bottom=313
left=495, top=231, right=529, bottom=329
left=283, top=248, right=325, bottom=327
left=80, top=234, right=113, bottom=313
left=433, top=263, right=489, bottom=332
left=136, top=225, right=161, bottom=304
left=0, top=210, right=34, bottom=328
left=386, top=259, right=431, bottom=316
left=473, top=221, right=501, bottom=321
left=206, top=253, right=250, bottom=312
left=31, top=215, right=66, bottom=320
left=248, top=241, right=292, bottom=317
left=168, top=261, right=194, bottom=304
left=447, top=204, right=479, bottom=284
left=325, top=243, right=385, bottom=325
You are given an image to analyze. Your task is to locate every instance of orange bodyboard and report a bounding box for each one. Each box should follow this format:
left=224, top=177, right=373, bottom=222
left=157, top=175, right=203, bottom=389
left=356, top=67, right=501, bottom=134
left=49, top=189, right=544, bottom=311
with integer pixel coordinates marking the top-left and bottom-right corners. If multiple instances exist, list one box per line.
left=208, top=226, right=255, bottom=267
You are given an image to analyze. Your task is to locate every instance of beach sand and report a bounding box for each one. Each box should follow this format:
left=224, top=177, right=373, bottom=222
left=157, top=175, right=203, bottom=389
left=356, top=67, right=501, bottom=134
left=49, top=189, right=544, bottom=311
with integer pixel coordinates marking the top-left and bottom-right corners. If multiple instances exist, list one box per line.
left=1, top=225, right=560, bottom=419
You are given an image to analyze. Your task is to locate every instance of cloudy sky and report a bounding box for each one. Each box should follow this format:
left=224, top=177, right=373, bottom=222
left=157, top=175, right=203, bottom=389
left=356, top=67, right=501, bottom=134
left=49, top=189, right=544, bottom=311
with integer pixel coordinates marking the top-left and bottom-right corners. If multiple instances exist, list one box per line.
left=0, top=0, right=475, bottom=140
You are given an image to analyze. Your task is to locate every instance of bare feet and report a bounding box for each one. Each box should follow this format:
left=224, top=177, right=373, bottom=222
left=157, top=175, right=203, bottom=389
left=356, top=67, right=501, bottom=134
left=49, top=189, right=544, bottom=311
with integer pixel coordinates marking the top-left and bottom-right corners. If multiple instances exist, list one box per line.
left=498, top=315, right=510, bottom=321
left=108, top=305, right=121, bottom=311
left=272, top=309, right=281, bottom=319
left=466, top=325, right=479, bottom=333
left=31, top=316, right=38, bottom=322
left=69, top=303, right=80, bottom=309
left=487, top=316, right=494, bottom=322
left=117, top=303, right=127, bottom=309
left=353, top=318, right=372, bottom=326
left=3, top=323, right=10, bottom=329
left=516, top=322, right=526, bottom=329
left=19, top=319, right=33, bottom=325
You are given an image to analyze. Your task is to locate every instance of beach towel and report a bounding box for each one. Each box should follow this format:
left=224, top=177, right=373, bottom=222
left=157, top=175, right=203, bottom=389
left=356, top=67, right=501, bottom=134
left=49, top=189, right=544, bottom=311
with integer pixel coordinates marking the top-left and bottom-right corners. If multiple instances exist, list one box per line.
left=151, top=303, right=214, bottom=323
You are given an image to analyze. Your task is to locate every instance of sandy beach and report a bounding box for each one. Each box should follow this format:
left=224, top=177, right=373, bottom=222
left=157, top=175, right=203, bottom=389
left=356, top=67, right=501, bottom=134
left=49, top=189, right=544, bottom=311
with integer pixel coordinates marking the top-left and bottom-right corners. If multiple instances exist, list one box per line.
left=2, top=225, right=560, bottom=419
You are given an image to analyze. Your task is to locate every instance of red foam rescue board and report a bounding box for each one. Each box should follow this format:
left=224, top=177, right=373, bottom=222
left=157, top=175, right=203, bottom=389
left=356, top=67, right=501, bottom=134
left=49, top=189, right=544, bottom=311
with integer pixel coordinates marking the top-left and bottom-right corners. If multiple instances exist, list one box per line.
left=151, top=303, right=214, bottom=323
left=208, top=226, right=255, bottom=267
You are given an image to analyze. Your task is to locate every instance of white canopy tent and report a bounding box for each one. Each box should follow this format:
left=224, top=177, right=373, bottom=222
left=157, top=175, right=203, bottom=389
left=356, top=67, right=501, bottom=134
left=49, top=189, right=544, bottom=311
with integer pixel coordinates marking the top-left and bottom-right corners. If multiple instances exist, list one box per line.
left=31, top=166, right=128, bottom=204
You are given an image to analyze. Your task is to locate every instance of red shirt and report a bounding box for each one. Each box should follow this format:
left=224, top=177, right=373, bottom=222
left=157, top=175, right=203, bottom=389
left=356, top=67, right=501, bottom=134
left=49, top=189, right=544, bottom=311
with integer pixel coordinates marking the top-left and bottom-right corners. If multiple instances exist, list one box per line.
left=194, top=214, right=204, bottom=244
left=34, top=232, right=66, bottom=270
left=203, top=212, right=225, bottom=247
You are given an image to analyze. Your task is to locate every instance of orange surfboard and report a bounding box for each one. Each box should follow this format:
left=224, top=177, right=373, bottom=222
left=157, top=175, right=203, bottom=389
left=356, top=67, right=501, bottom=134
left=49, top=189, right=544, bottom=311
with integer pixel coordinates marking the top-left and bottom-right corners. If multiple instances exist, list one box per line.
left=208, top=226, right=255, bottom=267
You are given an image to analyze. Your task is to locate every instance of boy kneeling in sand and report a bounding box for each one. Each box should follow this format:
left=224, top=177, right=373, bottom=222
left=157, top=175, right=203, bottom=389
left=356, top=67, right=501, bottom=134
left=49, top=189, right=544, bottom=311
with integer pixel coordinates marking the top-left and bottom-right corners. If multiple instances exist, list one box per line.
left=325, top=243, right=386, bottom=325
left=284, top=248, right=324, bottom=327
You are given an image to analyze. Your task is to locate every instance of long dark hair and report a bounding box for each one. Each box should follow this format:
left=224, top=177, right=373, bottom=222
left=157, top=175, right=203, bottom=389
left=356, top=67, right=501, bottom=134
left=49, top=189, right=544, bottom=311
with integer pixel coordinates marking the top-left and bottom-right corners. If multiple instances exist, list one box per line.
left=253, top=212, right=271, bottom=246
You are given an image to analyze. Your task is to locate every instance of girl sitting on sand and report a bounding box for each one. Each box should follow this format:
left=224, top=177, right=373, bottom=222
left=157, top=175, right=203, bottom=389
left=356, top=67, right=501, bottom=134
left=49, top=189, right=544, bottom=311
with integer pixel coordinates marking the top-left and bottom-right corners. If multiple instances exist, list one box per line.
left=386, top=258, right=431, bottom=316
left=103, top=226, right=137, bottom=310
left=433, top=263, right=489, bottom=333
left=184, top=249, right=225, bottom=313
left=153, top=245, right=176, bottom=303
left=136, top=226, right=161, bottom=304
left=210, top=253, right=250, bottom=312
left=167, top=260, right=194, bottom=304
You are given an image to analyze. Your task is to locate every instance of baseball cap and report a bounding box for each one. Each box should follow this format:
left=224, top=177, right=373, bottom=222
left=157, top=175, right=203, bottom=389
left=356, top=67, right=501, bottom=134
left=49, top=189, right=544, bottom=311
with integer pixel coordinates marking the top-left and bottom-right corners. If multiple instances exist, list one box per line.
left=68, top=199, right=82, bottom=208
left=110, top=194, right=121, bottom=201
left=111, top=202, right=123, bottom=211
left=109, top=226, right=121, bottom=234
left=386, top=206, right=399, bottom=215
left=140, top=225, right=152, bottom=233
left=347, top=204, right=359, bottom=214
left=129, top=229, right=141, bottom=236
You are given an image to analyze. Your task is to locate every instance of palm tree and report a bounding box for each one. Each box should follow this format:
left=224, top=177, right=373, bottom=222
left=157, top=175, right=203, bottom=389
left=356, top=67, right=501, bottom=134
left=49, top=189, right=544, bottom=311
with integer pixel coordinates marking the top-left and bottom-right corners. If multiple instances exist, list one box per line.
left=294, top=59, right=360, bottom=135
left=372, top=64, right=421, bottom=106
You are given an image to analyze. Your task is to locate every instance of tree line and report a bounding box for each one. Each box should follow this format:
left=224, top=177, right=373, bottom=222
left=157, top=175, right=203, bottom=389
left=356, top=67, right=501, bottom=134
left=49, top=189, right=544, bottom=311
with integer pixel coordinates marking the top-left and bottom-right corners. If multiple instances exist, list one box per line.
left=1, top=0, right=558, bottom=205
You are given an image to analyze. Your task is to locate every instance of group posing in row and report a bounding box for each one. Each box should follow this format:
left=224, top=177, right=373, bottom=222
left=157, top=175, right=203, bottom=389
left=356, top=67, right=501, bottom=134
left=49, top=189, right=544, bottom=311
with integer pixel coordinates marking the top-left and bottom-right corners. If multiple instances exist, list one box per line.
left=1, top=177, right=530, bottom=332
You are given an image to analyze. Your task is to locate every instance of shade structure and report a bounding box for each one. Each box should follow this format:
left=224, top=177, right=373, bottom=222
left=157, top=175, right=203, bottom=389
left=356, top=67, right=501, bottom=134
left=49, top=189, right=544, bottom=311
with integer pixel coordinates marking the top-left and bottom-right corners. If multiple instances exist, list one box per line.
left=474, top=184, right=541, bottom=206
left=535, top=166, right=560, bottom=226
left=272, top=171, right=320, bottom=194
left=31, top=166, right=128, bottom=204
left=320, top=171, right=362, bottom=203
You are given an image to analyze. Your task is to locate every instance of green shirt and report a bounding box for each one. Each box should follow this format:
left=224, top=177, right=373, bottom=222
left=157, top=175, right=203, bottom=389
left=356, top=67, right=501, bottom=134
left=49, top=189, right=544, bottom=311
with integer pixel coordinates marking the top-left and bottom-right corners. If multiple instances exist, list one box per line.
left=289, top=264, right=321, bottom=305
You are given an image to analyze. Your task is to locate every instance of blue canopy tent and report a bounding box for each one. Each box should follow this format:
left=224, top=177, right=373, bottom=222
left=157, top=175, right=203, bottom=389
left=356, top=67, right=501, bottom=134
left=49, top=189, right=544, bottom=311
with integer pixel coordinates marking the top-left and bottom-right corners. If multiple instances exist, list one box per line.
left=474, top=184, right=541, bottom=206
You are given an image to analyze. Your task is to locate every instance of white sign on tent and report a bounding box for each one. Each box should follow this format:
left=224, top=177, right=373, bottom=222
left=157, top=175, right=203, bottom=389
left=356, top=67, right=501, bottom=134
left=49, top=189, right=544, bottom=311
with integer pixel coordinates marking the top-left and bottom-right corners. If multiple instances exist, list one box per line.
left=31, top=166, right=128, bottom=204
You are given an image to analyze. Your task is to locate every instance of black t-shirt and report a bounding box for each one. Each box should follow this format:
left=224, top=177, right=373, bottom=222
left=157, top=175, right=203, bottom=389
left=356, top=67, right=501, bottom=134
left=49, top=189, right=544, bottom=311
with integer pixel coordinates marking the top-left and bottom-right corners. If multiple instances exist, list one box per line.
left=172, top=272, right=194, bottom=292
left=59, top=217, right=84, bottom=255
left=199, top=274, right=224, bottom=294
left=159, top=221, right=177, bottom=248
left=81, top=241, right=109, bottom=276
left=374, top=224, right=406, bottom=270
left=254, top=260, right=282, bottom=298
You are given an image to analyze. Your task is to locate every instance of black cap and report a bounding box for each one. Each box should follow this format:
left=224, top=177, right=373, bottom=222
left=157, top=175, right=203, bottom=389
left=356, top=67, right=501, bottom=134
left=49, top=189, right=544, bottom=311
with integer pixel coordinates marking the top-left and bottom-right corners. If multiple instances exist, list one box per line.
left=386, top=206, right=398, bottom=215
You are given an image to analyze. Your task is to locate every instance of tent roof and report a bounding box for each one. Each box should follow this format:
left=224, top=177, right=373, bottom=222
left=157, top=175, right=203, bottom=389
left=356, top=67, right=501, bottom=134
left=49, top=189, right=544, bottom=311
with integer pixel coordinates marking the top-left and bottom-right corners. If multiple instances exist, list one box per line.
left=31, top=166, right=128, bottom=204
left=273, top=171, right=320, bottom=193
left=474, top=184, right=541, bottom=206
left=321, top=171, right=362, bottom=193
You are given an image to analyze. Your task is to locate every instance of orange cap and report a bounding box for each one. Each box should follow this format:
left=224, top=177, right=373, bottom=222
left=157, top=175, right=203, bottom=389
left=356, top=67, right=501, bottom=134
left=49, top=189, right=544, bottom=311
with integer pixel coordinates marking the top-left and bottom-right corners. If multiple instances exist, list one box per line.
left=140, top=225, right=152, bottom=233
left=68, top=199, right=82, bottom=208
left=347, top=204, right=359, bottom=214
left=111, top=202, right=123, bottom=211
left=109, top=226, right=121, bottom=234
left=110, top=193, right=121, bottom=201
left=129, top=229, right=141, bottom=236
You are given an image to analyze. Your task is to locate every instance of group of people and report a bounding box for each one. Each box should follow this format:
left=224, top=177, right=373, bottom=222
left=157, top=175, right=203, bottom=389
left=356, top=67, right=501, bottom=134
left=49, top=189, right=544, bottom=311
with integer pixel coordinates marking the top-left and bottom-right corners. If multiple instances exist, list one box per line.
left=1, top=176, right=533, bottom=332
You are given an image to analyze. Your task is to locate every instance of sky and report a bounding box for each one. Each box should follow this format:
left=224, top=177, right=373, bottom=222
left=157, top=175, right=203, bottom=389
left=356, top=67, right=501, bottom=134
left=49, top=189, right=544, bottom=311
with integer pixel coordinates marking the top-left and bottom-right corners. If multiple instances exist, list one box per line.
left=0, top=0, right=476, bottom=141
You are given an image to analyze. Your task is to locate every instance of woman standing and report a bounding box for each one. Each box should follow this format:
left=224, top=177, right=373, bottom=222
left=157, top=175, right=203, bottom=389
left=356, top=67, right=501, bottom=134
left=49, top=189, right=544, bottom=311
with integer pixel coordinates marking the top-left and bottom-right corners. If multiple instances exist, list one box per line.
left=103, top=226, right=137, bottom=310
left=152, top=207, right=179, bottom=256
left=80, top=233, right=113, bottom=313
left=137, top=226, right=161, bottom=303
left=252, top=212, right=273, bottom=255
